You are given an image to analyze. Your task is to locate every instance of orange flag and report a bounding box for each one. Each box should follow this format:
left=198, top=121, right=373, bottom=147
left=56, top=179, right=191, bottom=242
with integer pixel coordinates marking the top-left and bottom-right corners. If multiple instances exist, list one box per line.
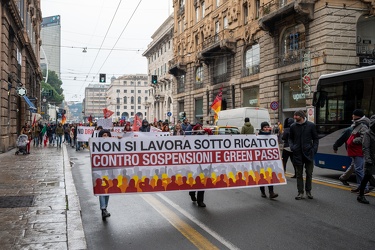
left=210, top=87, right=222, bottom=122
left=61, top=114, right=67, bottom=125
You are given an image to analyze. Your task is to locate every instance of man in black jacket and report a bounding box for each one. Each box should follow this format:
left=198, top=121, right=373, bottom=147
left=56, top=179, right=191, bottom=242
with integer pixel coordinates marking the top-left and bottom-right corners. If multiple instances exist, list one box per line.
left=289, top=110, right=319, bottom=200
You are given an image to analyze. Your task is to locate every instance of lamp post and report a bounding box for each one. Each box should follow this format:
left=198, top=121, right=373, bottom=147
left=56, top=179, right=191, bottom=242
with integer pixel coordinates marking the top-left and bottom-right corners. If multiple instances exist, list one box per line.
left=134, top=82, right=137, bottom=118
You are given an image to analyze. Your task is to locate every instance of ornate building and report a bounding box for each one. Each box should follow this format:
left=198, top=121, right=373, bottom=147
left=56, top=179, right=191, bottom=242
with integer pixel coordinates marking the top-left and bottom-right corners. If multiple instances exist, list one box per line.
left=169, top=0, right=375, bottom=124
left=0, top=0, right=43, bottom=152
left=143, top=15, right=175, bottom=123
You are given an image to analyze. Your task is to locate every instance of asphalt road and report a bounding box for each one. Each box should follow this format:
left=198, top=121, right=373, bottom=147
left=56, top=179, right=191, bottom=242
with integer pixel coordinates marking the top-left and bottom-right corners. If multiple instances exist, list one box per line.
left=68, top=146, right=375, bottom=250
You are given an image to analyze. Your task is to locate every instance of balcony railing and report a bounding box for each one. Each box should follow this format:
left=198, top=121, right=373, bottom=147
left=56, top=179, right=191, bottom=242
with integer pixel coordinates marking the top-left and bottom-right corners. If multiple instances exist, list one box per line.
left=259, top=0, right=293, bottom=19
left=241, top=65, right=260, bottom=77
left=213, top=72, right=229, bottom=84
left=202, top=29, right=234, bottom=51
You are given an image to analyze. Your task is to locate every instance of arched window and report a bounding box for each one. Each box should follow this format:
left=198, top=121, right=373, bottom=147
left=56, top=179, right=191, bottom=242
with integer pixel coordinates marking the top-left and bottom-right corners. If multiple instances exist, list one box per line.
left=131, top=96, right=134, bottom=104
left=243, top=44, right=260, bottom=76
left=196, top=66, right=203, bottom=84
left=123, top=96, right=127, bottom=104
left=138, top=96, right=142, bottom=104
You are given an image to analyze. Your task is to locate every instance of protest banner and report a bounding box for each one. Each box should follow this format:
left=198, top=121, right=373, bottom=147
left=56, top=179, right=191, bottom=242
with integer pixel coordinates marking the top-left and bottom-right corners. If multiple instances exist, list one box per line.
left=97, top=118, right=113, bottom=129
left=90, top=134, right=286, bottom=195
left=77, top=126, right=95, bottom=142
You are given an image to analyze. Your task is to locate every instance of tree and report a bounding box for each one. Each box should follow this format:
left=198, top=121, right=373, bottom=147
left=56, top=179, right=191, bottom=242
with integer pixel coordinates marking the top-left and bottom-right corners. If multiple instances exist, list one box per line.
left=41, top=70, right=64, bottom=104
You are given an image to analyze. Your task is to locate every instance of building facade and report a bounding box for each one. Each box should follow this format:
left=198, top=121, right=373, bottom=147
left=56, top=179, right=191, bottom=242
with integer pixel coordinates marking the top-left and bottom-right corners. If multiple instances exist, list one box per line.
left=169, top=0, right=375, bottom=125
left=0, top=0, right=43, bottom=152
left=40, top=15, right=61, bottom=78
left=83, top=83, right=109, bottom=120
left=143, top=15, right=175, bottom=123
left=106, top=74, right=149, bottom=122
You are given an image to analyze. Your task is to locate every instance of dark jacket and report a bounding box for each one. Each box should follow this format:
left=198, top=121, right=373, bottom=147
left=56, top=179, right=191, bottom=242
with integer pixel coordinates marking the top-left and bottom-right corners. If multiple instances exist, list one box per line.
left=363, top=115, right=375, bottom=167
left=281, top=118, right=294, bottom=148
left=333, top=127, right=353, bottom=151
left=288, top=118, right=319, bottom=165
left=139, top=120, right=150, bottom=132
left=241, top=122, right=255, bottom=134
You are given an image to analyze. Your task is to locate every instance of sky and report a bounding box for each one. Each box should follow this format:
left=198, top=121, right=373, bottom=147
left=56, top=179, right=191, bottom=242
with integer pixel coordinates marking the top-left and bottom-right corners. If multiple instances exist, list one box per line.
left=41, top=0, right=172, bottom=102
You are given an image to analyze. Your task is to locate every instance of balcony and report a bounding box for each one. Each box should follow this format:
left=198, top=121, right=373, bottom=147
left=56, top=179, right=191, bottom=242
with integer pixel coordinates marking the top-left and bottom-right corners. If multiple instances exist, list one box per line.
left=168, top=56, right=187, bottom=76
left=213, top=72, right=229, bottom=84
left=199, top=29, right=236, bottom=61
left=258, top=0, right=315, bottom=33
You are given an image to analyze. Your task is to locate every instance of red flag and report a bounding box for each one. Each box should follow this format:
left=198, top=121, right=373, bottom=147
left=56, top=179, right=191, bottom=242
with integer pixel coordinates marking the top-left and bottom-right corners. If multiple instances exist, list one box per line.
left=132, top=115, right=142, bottom=131
left=32, top=114, right=37, bottom=127
left=210, top=87, right=223, bottom=122
left=88, top=115, right=93, bottom=123
left=103, top=108, right=114, bottom=119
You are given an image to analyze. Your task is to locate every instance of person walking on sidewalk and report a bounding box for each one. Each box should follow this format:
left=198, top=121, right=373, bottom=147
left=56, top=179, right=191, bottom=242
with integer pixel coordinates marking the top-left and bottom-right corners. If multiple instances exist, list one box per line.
left=258, top=122, right=278, bottom=199
left=55, top=123, right=64, bottom=148
left=346, top=109, right=370, bottom=194
left=289, top=110, right=319, bottom=200
left=357, top=115, right=375, bottom=204
left=32, top=123, right=41, bottom=147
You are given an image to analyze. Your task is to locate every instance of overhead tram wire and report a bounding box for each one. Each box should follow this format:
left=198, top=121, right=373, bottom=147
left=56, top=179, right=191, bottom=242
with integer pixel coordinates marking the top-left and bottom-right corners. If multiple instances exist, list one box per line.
left=93, top=0, right=143, bottom=83
left=77, top=0, right=123, bottom=94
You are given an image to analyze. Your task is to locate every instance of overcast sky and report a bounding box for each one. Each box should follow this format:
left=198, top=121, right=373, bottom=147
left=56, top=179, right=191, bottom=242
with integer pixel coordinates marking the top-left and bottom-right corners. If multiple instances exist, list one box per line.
left=41, top=0, right=172, bottom=102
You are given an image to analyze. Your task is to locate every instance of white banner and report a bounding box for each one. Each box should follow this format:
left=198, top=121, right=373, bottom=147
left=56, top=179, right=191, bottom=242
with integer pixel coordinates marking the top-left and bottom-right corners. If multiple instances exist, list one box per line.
left=90, top=134, right=286, bottom=195
left=77, top=126, right=95, bottom=142
left=97, top=118, right=113, bottom=129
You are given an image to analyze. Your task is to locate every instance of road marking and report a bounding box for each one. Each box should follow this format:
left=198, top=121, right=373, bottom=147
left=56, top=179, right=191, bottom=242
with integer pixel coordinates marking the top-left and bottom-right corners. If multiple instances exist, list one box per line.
left=142, top=194, right=219, bottom=250
left=157, top=194, right=241, bottom=250
left=285, top=173, right=375, bottom=197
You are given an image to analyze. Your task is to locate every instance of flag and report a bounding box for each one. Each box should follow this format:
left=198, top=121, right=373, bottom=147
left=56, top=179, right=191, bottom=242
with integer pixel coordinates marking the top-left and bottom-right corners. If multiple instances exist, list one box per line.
left=132, top=115, right=142, bottom=131
left=103, top=108, right=114, bottom=119
left=32, top=114, right=37, bottom=127
left=88, top=115, right=93, bottom=126
left=61, top=114, right=67, bottom=125
left=210, top=87, right=223, bottom=123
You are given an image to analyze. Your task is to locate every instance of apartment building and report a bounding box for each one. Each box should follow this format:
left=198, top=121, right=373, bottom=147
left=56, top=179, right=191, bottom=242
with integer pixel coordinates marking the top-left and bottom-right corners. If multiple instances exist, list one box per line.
left=169, top=0, right=375, bottom=124
left=84, top=83, right=109, bottom=120
left=0, top=0, right=43, bottom=152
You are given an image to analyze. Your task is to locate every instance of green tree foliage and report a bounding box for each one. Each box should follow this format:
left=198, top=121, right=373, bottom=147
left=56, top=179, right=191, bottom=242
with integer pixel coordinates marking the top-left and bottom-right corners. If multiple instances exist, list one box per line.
left=41, top=70, right=64, bottom=104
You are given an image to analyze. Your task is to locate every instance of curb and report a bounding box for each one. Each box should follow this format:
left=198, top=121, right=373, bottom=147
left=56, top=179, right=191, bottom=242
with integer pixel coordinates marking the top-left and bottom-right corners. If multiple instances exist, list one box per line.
left=63, top=145, right=87, bottom=250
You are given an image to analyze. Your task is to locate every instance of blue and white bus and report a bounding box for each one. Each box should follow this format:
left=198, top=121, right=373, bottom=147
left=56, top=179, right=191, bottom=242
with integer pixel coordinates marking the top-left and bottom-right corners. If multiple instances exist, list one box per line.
left=313, top=65, right=375, bottom=171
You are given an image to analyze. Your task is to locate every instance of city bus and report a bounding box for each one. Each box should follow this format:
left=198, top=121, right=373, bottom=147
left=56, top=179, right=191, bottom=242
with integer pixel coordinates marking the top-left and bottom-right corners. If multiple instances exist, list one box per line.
left=312, top=65, right=375, bottom=171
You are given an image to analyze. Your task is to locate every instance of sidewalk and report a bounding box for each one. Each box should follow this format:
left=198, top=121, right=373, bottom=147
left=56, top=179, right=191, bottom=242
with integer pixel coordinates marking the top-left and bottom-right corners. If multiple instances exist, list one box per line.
left=0, top=144, right=86, bottom=249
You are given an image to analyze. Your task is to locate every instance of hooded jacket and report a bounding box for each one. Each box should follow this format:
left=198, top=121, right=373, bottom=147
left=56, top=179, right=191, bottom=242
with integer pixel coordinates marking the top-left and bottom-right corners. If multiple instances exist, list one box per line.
left=362, top=115, right=375, bottom=167
left=346, top=116, right=370, bottom=157
left=241, top=122, right=255, bottom=134
left=139, top=120, right=150, bottom=132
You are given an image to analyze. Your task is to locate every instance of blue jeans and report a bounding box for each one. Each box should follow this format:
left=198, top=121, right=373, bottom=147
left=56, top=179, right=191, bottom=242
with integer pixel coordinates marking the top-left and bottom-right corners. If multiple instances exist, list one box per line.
left=76, top=141, right=81, bottom=150
left=99, top=196, right=109, bottom=209
left=56, top=134, right=63, bottom=147
left=33, top=137, right=39, bottom=146
left=352, top=156, right=366, bottom=188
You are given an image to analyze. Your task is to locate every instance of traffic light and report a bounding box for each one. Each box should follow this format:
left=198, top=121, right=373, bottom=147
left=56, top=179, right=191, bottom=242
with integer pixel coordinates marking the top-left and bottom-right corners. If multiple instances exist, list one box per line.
left=151, top=75, right=157, bottom=84
left=99, top=73, right=106, bottom=83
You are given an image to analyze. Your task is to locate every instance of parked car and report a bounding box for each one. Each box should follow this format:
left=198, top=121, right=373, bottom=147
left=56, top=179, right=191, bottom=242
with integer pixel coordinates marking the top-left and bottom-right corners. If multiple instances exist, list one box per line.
left=204, top=126, right=240, bottom=135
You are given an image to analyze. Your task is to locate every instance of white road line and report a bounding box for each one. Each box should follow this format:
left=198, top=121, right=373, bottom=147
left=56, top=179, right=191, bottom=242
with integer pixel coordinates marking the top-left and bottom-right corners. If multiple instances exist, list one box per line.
left=156, top=193, right=241, bottom=250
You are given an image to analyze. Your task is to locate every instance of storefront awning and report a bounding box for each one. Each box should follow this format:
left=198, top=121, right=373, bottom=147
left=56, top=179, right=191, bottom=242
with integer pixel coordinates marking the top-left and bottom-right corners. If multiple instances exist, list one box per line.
left=23, top=96, right=37, bottom=113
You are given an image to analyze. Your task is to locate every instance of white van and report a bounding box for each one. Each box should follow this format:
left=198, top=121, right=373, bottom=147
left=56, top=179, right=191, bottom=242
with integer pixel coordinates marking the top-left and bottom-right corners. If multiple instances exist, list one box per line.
left=216, top=107, right=271, bottom=132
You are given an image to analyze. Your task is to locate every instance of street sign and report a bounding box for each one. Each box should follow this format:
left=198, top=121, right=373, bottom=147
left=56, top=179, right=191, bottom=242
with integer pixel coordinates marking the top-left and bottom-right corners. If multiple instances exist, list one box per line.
left=167, top=111, right=172, bottom=117
left=16, top=87, right=27, bottom=97
left=270, top=101, right=279, bottom=110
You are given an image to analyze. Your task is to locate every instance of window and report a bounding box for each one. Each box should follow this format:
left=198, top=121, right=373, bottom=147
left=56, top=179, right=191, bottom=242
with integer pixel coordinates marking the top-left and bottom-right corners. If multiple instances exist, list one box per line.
left=223, top=16, right=228, bottom=29
left=138, top=81, right=141, bottom=86
left=243, top=87, right=259, bottom=107
left=124, top=106, right=127, bottom=109
left=124, top=89, right=127, bottom=93
left=202, top=1, right=205, bottom=17
left=243, top=3, right=248, bottom=24
left=145, top=90, right=148, bottom=93
left=138, top=106, right=141, bottom=110
left=243, top=44, right=260, bottom=76
left=280, top=24, right=306, bottom=66
left=213, top=57, right=228, bottom=84
left=131, top=107, right=134, bottom=110
left=144, top=82, right=148, bottom=86
left=123, top=81, right=127, bottom=85
left=116, top=98, right=120, bottom=104
left=145, top=97, right=148, bottom=102
left=123, top=96, right=127, bottom=104
left=255, top=0, right=260, bottom=19
left=131, top=97, right=134, bottom=104
left=177, top=74, right=185, bottom=94
left=131, top=81, right=134, bottom=86
left=117, top=112, right=120, bottom=116
left=131, top=112, right=134, bottom=116
left=116, top=89, right=120, bottom=93
left=131, top=90, right=134, bottom=94
left=138, top=97, right=141, bottom=104
left=196, top=7, right=199, bottom=22
left=215, top=21, right=220, bottom=42
left=117, top=105, right=120, bottom=110
left=196, top=66, right=203, bottom=85
left=138, top=90, right=141, bottom=94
